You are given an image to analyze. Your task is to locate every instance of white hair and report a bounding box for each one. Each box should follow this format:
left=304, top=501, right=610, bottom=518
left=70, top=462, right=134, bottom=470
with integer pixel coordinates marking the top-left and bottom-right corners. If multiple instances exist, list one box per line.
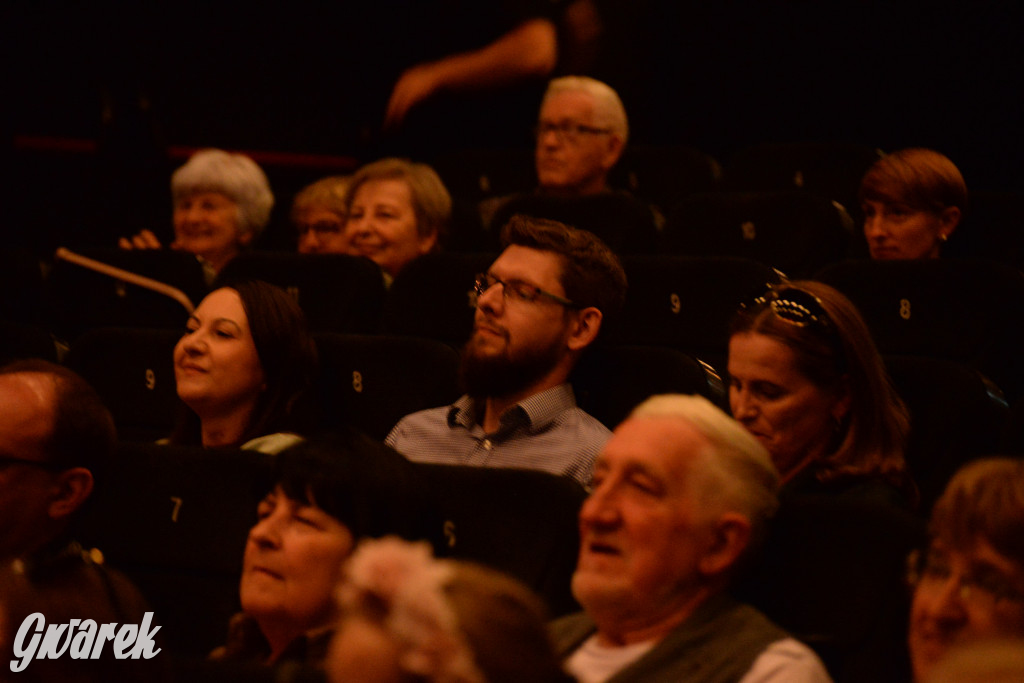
left=171, top=149, right=274, bottom=240
left=541, top=76, right=629, bottom=143
left=630, top=394, right=780, bottom=548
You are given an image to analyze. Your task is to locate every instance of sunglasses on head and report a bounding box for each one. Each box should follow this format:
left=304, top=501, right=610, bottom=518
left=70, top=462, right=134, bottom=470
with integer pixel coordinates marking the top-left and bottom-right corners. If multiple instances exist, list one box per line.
left=740, top=286, right=835, bottom=332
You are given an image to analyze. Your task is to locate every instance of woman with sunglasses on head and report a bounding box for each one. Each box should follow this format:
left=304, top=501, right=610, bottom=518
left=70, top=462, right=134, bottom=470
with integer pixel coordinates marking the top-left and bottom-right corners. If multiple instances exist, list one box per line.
left=727, top=280, right=915, bottom=505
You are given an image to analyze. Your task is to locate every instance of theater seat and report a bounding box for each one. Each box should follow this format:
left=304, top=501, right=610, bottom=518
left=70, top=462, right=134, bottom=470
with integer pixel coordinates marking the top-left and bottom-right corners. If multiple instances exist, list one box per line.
left=662, top=190, right=854, bottom=278
left=63, top=327, right=181, bottom=442
left=44, top=248, right=206, bottom=342
left=734, top=496, right=925, bottom=683
left=315, top=333, right=462, bottom=440
left=722, top=141, right=884, bottom=215
left=410, top=463, right=587, bottom=618
left=816, top=258, right=1024, bottom=402
left=572, top=345, right=728, bottom=429
left=885, top=354, right=1011, bottom=513
left=216, top=251, right=385, bottom=334
left=75, top=442, right=272, bottom=658
left=381, top=252, right=497, bottom=348
left=609, top=254, right=781, bottom=366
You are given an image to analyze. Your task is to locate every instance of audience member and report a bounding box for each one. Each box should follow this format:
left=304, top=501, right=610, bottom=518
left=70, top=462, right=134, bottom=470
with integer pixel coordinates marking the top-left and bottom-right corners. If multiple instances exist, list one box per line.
left=859, top=148, right=966, bottom=260
left=293, top=175, right=351, bottom=254
left=169, top=280, right=317, bottom=451
left=481, top=76, right=657, bottom=253
left=552, top=394, right=831, bottom=682
left=533, top=76, right=627, bottom=198
left=0, top=359, right=159, bottom=680
left=119, top=148, right=274, bottom=281
left=386, top=215, right=627, bottom=486
left=343, top=158, right=451, bottom=280
left=728, top=280, right=915, bottom=506
left=213, top=434, right=434, bottom=668
left=326, top=536, right=572, bottom=683
left=907, top=457, right=1024, bottom=682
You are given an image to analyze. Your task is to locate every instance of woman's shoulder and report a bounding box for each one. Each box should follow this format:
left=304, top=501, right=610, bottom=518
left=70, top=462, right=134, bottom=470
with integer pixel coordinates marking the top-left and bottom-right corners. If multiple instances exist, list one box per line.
left=242, top=432, right=305, bottom=455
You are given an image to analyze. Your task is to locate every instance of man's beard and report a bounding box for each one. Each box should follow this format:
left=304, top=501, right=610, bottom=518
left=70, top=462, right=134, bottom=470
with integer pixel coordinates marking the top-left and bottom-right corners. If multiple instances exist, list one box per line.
left=459, top=328, right=565, bottom=399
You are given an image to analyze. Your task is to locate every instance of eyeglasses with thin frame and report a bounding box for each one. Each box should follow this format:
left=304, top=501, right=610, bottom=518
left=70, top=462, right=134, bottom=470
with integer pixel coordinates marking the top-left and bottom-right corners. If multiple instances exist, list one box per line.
left=0, top=455, right=65, bottom=472
left=473, top=273, right=577, bottom=308
left=906, top=547, right=1024, bottom=608
left=295, top=220, right=344, bottom=238
left=534, top=121, right=613, bottom=145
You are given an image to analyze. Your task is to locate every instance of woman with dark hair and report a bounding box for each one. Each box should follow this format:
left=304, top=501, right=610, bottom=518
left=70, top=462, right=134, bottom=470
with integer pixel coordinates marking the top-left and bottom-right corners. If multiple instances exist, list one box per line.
left=215, top=433, right=435, bottom=667
left=170, top=279, right=317, bottom=450
left=727, top=280, right=915, bottom=505
left=859, top=148, right=967, bottom=260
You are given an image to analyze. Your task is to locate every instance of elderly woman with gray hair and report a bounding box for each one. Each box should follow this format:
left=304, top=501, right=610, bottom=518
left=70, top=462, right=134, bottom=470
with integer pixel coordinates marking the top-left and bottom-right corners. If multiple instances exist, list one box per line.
left=119, top=148, right=274, bottom=279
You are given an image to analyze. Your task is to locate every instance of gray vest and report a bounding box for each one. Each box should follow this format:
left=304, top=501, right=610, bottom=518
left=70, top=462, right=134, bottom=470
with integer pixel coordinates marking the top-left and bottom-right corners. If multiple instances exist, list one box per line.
left=552, top=594, right=788, bottom=683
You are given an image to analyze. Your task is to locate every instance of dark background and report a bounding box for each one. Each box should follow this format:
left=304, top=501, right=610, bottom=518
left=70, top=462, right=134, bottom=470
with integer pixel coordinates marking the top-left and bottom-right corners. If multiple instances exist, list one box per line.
left=6, top=0, right=1022, bottom=252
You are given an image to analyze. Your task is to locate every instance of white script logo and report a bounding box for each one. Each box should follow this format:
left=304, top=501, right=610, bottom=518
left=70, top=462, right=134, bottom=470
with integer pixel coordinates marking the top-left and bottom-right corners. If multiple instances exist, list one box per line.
left=10, top=612, right=161, bottom=673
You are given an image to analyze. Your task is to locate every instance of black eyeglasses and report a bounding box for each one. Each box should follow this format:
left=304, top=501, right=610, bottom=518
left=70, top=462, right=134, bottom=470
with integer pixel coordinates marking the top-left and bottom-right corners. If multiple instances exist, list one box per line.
left=740, top=286, right=835, bottom=332
left=474, top=273, right=577, bottom=308
left=0, top=455, right=65, bottom=472
left=295, top=220, right=344, bottom=237
left=534, top=121, right=612, bottom=145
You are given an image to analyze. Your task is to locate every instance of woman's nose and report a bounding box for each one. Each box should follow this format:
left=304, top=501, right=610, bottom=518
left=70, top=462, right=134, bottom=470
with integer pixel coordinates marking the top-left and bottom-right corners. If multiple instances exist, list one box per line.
left=249, top=515, right=282, bottom=549
left=731, top=389, right=756, bottom=421
left=864, top=215, right=884, bottom=238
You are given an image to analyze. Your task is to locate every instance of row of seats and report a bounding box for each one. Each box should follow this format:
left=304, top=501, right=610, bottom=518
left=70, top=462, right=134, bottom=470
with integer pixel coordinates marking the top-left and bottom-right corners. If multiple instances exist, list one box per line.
left=430, top=144, right=1024, bottom=269
left=76, top=439, right=926, bottom=682
left=74, top=441, right=588, bottom=657
left=57, top=324, right=1016, bottom=510
left=431, top=142, right=878, bottom=215
left=61, top=328, right=726, bottom=443
left=7, top=247, right=1024, bottom=400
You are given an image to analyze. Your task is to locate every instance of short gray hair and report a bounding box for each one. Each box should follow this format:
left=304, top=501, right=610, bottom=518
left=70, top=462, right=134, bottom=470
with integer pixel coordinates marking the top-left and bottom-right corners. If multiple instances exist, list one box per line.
left=541, top=76, right=629, bottom=143
left=345, top=158, right=451, bottom=243
left=171, top=149, right=274, bottom=240
left=630, top=394, right=779, bottom=553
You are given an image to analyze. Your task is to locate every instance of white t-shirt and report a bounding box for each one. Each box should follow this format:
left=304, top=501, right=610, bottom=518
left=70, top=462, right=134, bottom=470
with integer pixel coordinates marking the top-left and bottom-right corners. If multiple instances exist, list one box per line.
left=565, top=634, right=832, bottom=683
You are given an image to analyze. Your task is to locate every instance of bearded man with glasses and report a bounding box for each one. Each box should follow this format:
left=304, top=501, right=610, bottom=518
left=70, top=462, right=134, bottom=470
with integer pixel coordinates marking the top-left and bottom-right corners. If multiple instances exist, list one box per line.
left=386, top=215, right=626, bottom=486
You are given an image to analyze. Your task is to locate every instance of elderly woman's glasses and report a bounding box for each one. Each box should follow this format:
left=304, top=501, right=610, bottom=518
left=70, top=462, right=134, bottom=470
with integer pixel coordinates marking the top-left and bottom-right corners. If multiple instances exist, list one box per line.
left=534, top=121, right=612, bottom=145
left=741, top=287, right=834, bottom=331
left=295, top=220, right=344, bottom=238
left=907, top=547, right=1024, bottom=608
left=474, top=273, right=577, bottom=308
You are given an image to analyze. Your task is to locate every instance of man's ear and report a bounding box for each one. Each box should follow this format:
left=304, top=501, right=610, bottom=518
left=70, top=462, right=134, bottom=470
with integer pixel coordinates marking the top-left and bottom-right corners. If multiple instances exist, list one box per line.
left=567, top=307, right=603, bottom=351
left=47, top=467, right=94, bottom=521
left=601, top=134, right=625, bottom=171
left=698, top=512, right=751, bottom=577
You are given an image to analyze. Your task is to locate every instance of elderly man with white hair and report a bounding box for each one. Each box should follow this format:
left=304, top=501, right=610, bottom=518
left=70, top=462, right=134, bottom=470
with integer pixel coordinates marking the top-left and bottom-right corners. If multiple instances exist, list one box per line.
left=552, top=394, right=832, bottom=683
left=482, top=76, right=656, bottom=253
left=533, top=75, right=629, bottom=197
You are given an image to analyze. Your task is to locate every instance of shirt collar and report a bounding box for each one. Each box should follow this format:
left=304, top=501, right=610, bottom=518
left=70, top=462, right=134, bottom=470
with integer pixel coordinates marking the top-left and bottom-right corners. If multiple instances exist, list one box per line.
left=446, top=383, right=577, bottom=433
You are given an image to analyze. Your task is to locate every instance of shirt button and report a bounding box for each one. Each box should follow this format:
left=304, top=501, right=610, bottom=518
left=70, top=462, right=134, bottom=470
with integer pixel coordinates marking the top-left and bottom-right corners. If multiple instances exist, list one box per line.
left=482, top=439, right=493, bottom=451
